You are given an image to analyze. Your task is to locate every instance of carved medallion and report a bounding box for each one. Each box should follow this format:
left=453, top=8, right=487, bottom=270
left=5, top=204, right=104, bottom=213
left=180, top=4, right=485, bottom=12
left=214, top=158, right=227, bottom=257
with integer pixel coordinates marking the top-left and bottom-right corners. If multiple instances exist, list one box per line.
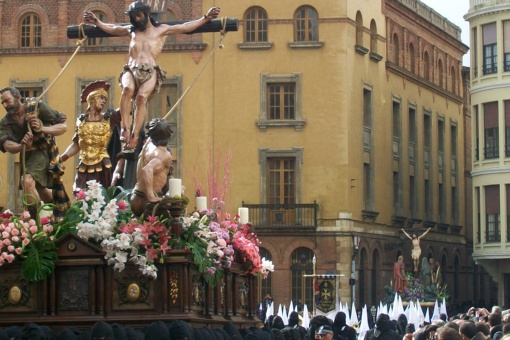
left=126, top=283, right=141, bottom=302
left=0, top=276, right=30, bottom=307
left=8, top=285, right=22, bottom=305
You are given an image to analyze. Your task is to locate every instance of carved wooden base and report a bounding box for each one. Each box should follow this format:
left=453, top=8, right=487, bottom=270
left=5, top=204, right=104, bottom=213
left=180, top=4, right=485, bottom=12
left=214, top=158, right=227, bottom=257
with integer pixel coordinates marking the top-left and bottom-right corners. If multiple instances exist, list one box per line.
left=0, top=234, right=258, bottom=330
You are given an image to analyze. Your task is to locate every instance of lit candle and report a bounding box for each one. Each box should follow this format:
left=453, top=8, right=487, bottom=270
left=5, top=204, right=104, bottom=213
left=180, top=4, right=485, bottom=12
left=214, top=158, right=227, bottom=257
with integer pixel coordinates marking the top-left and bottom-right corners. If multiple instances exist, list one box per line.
left=196, top=196, right=207, bottom=211
left=238, top=207, right=249, bottom=224
left=168, top=178, right=182, bottom=197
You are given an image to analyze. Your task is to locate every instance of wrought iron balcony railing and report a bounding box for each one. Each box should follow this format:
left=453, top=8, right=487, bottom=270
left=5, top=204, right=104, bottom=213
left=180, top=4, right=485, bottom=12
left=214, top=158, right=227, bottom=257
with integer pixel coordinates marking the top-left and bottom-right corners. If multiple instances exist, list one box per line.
left=241, top=202, right=318, bottom=231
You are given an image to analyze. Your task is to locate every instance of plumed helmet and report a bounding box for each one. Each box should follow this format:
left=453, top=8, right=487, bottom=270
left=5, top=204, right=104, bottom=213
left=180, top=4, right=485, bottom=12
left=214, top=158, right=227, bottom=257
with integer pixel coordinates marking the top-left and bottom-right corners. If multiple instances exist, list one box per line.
left=125, top=1, right=151, bottom=15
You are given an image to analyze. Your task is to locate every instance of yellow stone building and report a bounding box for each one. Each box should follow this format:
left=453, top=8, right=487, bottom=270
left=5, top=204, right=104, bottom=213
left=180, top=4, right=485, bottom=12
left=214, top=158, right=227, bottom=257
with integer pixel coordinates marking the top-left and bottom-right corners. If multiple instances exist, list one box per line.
left=0, top=0, right=494, bottom=310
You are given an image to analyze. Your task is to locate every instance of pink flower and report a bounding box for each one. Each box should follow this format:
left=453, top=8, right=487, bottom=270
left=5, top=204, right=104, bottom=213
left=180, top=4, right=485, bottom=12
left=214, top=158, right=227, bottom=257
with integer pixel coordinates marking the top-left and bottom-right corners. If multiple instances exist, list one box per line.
left=21, top=232, right=28, bottom=239
left=11, top=228, right=19, bottom=236
left=75, top=190, right=86, bottom=200
left=2, top=231, right=9, bottom=239
left=29, top=225, right=38, bottom=234
left=7, top=245, right=15, bottom=252
left=117, top=200, right=128, bottom=211
left=11, top=236, right=19, bottom=243
left=6, top=254, right=15, bottom=263
left=22, top=238, right=30, bottom=246
left=22, top=210, right=31, bottom=220
left=3, top=239, right=11, bottom=246
left=0, top=211, right=13, bottom=219
left=41, top=217, right=50, bottom=225
left=15, top=247, right=22, bottom=255
left=216, top=238, right=226, bottom=248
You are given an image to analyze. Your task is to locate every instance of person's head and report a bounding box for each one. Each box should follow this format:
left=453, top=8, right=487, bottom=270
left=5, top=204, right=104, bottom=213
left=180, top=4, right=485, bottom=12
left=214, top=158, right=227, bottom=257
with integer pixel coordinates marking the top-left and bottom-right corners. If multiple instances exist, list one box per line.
left=375, top=313, right=391, bottom=332
left=459, top=321, right=478, bottom=340
left=288, top=311, right=299, bottom=327
left=492, top=306, right=503, bottom=315
left=489, top=312, right=502, bottom=327
left=0, top=86, right=22, bottom=115
left=436, top=327, right=462, bottom=340
left=440, top=313, right=448, bottom=322
left=412, top=234, right=417, bottom=239
left=146, top=118, right=173, bottom=147
left=475, top=321, right=490, bottom=336
left=315, top=325, right=334, bottom=340
left=406, top=324, right=415, bottom=334
left=502, top=324, right=510, bottom=335
left=429, top=258, right=436, bottom=265
left=81, top=81, right=110, bottom=113
left=272, top=315, right=285, bottom=330
left=398, top=255, right=404, bottom=262
left=125, top=1, right=151, bottom=31
left=333, top=311, right=347, bottom=328
left=445, top=321, right=459, bottom=331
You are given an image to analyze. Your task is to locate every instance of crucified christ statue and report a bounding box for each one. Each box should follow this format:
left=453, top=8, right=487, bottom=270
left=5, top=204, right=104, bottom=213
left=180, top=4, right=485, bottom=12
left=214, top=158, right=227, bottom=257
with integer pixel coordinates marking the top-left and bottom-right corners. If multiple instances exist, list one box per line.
left=401, top=227, right=431, bottom=273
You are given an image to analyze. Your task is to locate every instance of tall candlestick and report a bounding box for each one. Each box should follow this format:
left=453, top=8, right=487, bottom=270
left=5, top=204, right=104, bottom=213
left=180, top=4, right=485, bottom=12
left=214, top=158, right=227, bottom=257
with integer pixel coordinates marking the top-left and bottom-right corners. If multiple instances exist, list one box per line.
left=238, top=207, right=249, bottom=224
left=168, top=178, right=182, bottom=197
left=196, top=196, right=207, bottom=211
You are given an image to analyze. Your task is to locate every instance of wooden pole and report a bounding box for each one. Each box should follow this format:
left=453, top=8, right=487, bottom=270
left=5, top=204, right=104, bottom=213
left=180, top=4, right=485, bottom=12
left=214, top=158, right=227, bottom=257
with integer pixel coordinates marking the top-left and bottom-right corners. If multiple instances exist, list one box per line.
left=67, top=18, right=238, bottom=39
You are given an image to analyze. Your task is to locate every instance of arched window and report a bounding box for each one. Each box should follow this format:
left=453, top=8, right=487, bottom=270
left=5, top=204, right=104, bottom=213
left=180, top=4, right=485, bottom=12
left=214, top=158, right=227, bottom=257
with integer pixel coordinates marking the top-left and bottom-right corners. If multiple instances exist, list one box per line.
left=424, top=51, right=430, bottom=81
left=409, top=43, right=416, bottom=74
left=356, top=11, right=363, bottom=46
left=438, top=59, right=444, bottom=88
left=290, top=247, right=314, bottom=307
left=294, top=6, right=318, bottom=42
left=257, top=248, right=272, bottom=302
left=245, top=7, right=268, bottom=43
left=370, top=20, right=377, bottom=53
left=392, top=33, right=399, bottom=66
left=87, top=11, right=108, bottom=46
left=359, top=248, right=367, bottom=307
left=371, top=250, right=379, bottom=306
left=451, top=66, right=457, bottom=95
left=20, top=13, right=41, bottom=48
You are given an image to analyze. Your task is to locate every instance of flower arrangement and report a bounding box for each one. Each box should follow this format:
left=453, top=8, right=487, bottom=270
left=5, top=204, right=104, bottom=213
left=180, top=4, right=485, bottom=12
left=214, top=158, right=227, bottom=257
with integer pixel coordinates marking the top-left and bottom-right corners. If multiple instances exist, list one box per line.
left=0, top=207, right=57, bottom=281
left=0, top=180, right=274, bottom=286
left=402, top=272, right=425, bottom=302
left=181, top=198, right=274, bottom=286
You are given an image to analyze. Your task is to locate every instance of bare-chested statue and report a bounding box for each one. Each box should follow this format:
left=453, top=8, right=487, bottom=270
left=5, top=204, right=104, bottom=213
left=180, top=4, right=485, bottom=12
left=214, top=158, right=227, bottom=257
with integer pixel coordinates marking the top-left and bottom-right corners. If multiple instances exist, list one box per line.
left=401, top=227, right=431, bottom=273
left=130, top=118, right=173, bottom=217
left=83, top=1, right=220, bottom=150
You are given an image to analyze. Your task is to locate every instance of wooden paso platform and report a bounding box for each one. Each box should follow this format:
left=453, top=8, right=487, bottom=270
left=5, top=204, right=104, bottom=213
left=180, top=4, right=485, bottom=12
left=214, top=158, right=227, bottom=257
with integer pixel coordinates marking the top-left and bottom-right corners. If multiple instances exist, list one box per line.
left=67, top=19, right=239, bottom=39
left=0, top=234, right=258, bottom=331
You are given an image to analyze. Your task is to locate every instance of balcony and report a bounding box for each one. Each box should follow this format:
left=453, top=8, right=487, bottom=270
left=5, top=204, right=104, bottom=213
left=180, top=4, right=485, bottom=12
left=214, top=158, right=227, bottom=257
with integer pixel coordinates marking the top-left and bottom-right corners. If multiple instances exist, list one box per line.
left=242, top=202, right=318, bottom=234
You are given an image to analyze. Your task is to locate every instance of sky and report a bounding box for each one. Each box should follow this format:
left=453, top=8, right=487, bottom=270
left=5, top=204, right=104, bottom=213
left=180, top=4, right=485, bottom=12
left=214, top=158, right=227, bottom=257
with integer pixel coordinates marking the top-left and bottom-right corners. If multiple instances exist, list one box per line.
left=420, top=0, right=471, bottom=66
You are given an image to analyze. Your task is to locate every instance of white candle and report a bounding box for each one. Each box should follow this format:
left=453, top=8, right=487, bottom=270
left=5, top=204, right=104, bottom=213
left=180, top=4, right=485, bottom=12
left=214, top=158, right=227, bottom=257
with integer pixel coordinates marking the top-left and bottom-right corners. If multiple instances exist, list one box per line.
left=196, top=196, right=207, bottom=211
left=168, top=178, right=181, bottom=197
left=238, top=207, right=249, bottom=224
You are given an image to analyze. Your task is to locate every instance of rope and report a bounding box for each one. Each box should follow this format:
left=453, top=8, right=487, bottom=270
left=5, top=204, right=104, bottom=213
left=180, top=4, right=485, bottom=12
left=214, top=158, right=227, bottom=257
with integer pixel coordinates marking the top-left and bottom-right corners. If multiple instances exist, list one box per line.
left=21, top=24, right=89, bottom=205
left=163, top=17, right=228, bottom=120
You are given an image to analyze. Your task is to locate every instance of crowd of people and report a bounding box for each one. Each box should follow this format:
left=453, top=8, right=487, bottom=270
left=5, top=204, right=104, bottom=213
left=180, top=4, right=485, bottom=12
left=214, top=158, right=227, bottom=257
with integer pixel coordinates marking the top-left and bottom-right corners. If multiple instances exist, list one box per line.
left=0, top=305, right=508, bottom=339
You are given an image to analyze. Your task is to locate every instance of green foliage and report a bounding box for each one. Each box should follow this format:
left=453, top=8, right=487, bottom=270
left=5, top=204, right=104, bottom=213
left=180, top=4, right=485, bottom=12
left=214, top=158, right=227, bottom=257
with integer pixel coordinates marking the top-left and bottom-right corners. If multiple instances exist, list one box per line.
left=20, top=238, right=57, bottom=282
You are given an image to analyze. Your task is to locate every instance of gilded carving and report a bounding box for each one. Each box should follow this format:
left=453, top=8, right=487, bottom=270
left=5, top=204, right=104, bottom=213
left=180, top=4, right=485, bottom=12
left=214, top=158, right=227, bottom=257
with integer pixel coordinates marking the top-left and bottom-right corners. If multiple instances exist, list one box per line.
left=117, top=274, right=150, bottom=305
left=8, top=285, right=22, bottom=305
left=169, top=271, right=179, bottom=304
left=191, top=275, right=205, bottom=307
left=0, top=276, right=30, bottom=307
left=239, top=282, right=249, bottom=310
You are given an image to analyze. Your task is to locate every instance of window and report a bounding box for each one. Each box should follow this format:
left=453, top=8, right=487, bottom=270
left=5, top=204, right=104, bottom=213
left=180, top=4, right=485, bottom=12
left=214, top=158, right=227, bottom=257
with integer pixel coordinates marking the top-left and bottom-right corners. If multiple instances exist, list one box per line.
left=392, top=33, right=400, bottom=66
left=87, top=11, right=108, bottom=46
left=451, top=123, right=457, bottom=174
left=424, top=52, right=430, bottom=81
left=147, top=80, right=180, bottom=146
left=438, top=59, right=444, bottom=88
left=505, top=21, right=510, bottom=71
left=506, top=185, right=510, bottom=242
left=290, top=248, right=314, bottom=308
left=485, top=185, right=501, bottom=242
left=392, top=99, right=401, bottom=158
left=393, top=171, right=401, bottom=215
left=476, top=187, right=481, bottom=243
left=451, top=186, right=458, bottom=225
left=483, top=23, right=497, bottom=75
left=408, top=106, right=416, bottom=163
left=245, top=7, right=268, bottom=43
left=268, top=83, right=295, bottom=120
left=370, top=20, right=377, bottom=54
left=505, top=101, right=510, bottom=157
left=256, top=248, right=272, bottom=302
left=20, top=13, right=41, bottom=48
left=410, top=175, right=417, bottom=218
left=424, top=112, right=431, bottom=167
left=259, top=74, right=303, bottom=130
left=363, top=88, right=373, bottom=150
left=451, top=66, right=457, bottom=95
left=294, top=6, right=318, bottom=42
left=484, top=102, right=499, bottom=159
left=409, top=43, right=416, bottom=74
left=425, top=179, right=432, bottom=221
left=474, top=105, right=480, bottom=161
left=356, top=11, right=363, bottom=46
left=267, top=158, right=295, bottom=205
left=438, top=183, right=445, bottom=223
left=438, top=118, right=445, bottom=171
left=473, top=27, right=478, bottom=77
